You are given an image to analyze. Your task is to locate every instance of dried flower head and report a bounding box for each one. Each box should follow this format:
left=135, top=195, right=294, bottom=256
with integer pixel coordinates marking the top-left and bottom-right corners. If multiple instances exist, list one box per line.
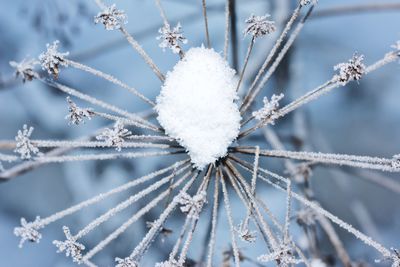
left=53, top=226, right=85, bottom=263
left=178, top=190, right=207, bottom=219
left=96, top=121, right=132, bottom=151
left=94, top=4, right=127, bottom=31
left=39, top=41, right=69, bottom=79
left=157, top=23, right=188, bottom=54
left=65, top=97, right=95, bottom=125
left=9, top=58, right=38, bottom=82
left=244, top=14, right=276, bottom=38
left=14, top=124, right=41, bottom=160
left=14, top=216, right=42, bottom=248
left=115, top=257, right=139, bottom=267
left=235, top=222, right=257, bottom=243
left=252, top=93, right=284, bottom=124
left=333, top=53, right=366, bottom=85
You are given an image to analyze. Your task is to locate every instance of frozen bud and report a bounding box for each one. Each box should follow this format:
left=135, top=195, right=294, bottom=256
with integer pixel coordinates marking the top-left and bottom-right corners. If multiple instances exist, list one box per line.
left=244, top=14, right=276, bottom=38
left=94, top=4, right=127, bottom=30
left=157, top=23, right=188, bottom=54
left=252, top=93, right=284, bottom=124
left=53, top=226, right=85, bottom=264
left=39, top=41, right=69, bottom=79
left=14, top=125, right=41, bottom=160
left=96, top=121, right=132, bottom=151
left=9, top=58, right=38, bottom=82
left=333, top=53, right=365, bottom=85
left=65, top=97, right=94, bottom=125
left=14, top=217, right=42, bottom=248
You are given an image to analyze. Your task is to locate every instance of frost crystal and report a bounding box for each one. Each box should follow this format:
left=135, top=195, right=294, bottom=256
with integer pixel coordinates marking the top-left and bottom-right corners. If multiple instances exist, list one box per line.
left=155, top=259, right=182, bottom=267
left=14, top=125, right=41, bottom=160
left=235, top=222, right=257, bottom=243
left=156, top=47, right=241, bottom=169
left=115, top=257, right=138, bottom=267
left=252, top=93, right=284, bottom=124
left=53, top=226, right=85, bottom=263
left=14, top=216, right=42, bottom=248
left=96, top=121, right=132, bottom=151
left=244, top=14, right=276, bottom=38
left=39, top=41, right=69, bottom=79
left=300, top=0, right=318, bottom=6
left=258, top=244, right=299, bottom=265
left=94, top=4, right=127, bottom=31
left=178, top=190, right=207, bottom=219
left=157, top=23, right=188, bottom=54
left=65, top=97, right=94, bottom=125
left=333, top=53, right=365, bottom=85
left=9, top=58, right=38, bottom=82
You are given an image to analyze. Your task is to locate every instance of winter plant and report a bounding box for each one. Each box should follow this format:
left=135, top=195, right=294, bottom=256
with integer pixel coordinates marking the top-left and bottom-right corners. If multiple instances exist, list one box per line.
left=1, top=0, right=400, bottom=266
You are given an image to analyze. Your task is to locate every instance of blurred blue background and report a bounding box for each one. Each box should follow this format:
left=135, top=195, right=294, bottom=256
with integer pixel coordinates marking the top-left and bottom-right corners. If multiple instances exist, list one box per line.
left=0, top=0, right=399, bottom=266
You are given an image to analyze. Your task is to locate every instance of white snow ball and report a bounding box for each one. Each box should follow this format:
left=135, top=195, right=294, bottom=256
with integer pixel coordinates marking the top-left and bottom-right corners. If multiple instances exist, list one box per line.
left=156, top=47, right=241, bottom=169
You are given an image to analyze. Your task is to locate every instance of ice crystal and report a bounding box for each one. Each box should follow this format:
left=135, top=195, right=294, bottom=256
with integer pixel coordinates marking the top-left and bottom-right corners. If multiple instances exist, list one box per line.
left=252, top=93, right=284, bottom=124
left=333, top=53, right=365, bottom=85
left=14, top=216, right=42, bottom=248
left=94, top=4, right=127, bottom=31
left=39, top=41, right=69, bottom=79
left=96, top=121, right=132, bottom=151
left=53, top=226, right=85, bottom=263
left=9, top=58, right=38, bottom=82
left=157, top=23, right=188, bottom=54
left=115, top=257, right=138, bottom=267
left=14, top=124, right=41, bottom=160
left=244, top=14, right=276, bottom=38
left=155, top=259, right=181, bottom=267
left=156, top=47, right=241, bottom=169
left=258, top=244, right=299, bottom=265
left=65, top=97, right=94, bottom=125
left=235, top=222, right=257, bottom=243
left=178, top=190, right=207, bottom=219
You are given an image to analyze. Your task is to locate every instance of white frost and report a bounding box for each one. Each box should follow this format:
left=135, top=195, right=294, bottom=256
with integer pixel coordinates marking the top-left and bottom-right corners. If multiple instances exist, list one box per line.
left=156, top=47, right=241, bottom=169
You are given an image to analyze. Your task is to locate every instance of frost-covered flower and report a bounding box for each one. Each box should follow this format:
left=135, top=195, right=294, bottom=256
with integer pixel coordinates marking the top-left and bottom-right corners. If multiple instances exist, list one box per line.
left=9, top=58, right=38, bottom=82
left=94, top=4, right=127, bottom=31
left=14, top=125, right=41, bottom=160
left=115, top=257, right=138, bottom=267
left=96, top=121, right=132, bottom=151
left=178, top=190, right=207, bottom=219
left=39, top=41, right=69, bottom=79
left=53, top=226, right=85, bottom=263
left=244, top=14, right=276, bottom=38
left=252, top=93, right=284, bottom=124
left=333, top=53, right=365, bottom=85
left=65, top=97, right=94, bottom=125
left=14, top=216, right=42, bottom=248
left=157, top=23, right=188, bottom=54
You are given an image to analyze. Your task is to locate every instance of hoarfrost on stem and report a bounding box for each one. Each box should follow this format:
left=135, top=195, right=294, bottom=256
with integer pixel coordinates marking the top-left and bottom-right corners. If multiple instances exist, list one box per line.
left=65, top=97, right=95, bottom=125
left=94, top=4, right=127, bottom=31
left=9, top=58, right=38, bottom=82
left=39, top=40, right=69, bottom=79
left=244, top=14, right=276, bottom=39
left=115, top=257, right=138, bottom=267
left=14, top=124, right=41, bottom=160
left=155, top=259, right=182, bottom=267
left=156, top=47, right=241, bottom=169
left=300, top=0, right=318, bottom=6
left=53, top=226, right=85, bottom=263
left=96, top=121, right=132, bottom=151
left=14, top=216, right=42, bottom=248
left=157, top=22, right=188, bottom=54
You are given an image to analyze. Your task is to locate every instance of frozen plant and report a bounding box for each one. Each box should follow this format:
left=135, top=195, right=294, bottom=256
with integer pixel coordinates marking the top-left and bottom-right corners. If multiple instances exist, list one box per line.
left=9, top=58, right=38, bottom=83
left=157, top=23, right=188, bottom=55
left=1, top=0, right=400, bottom=266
